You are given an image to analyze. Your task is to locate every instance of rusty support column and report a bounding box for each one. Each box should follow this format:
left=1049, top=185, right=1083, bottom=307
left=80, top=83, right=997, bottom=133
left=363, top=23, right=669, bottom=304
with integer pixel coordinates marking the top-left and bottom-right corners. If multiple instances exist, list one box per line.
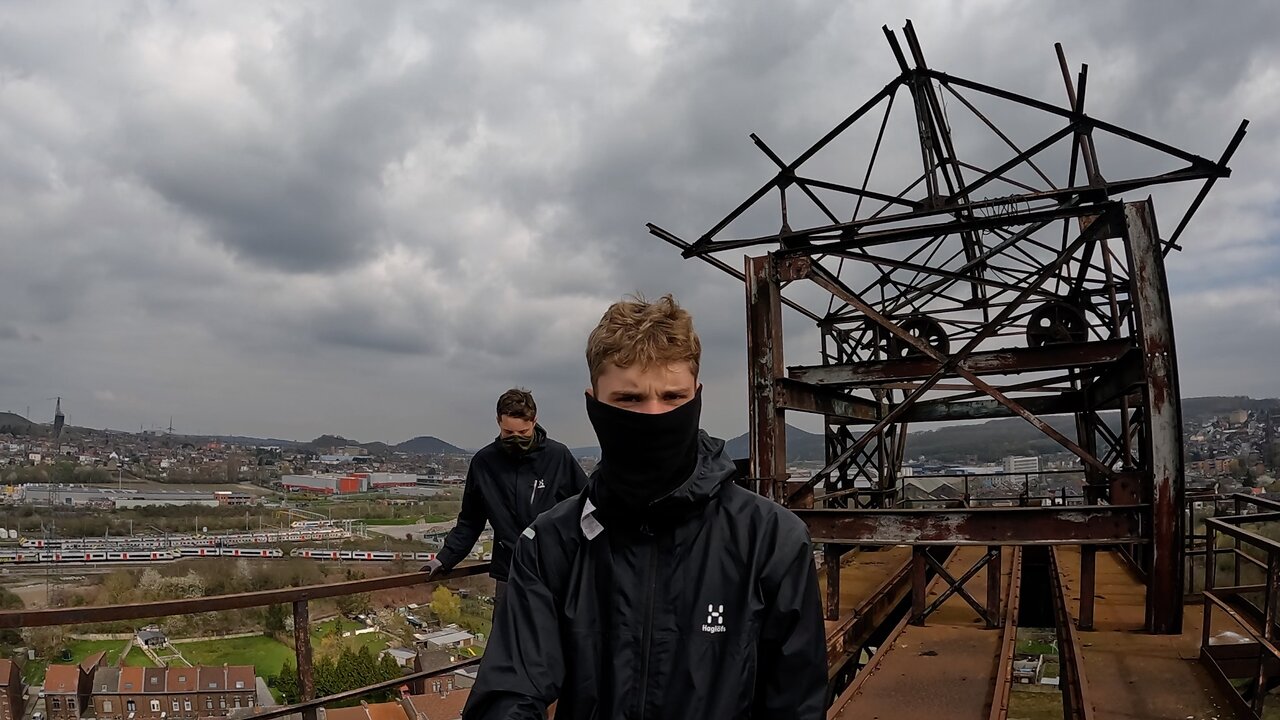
left=1080, top=545, right=1096, bottom=631
left=986, top=546, right=1002, bottom=629
left=824, top=544, right=843, bottom=621
left=746, top=253, right=790, bottom=504
left=293, top=600, right=317, bottom=720
left=1124, top=200, right=1185, bottom=634
left=911, top=546, right=928, bottom=625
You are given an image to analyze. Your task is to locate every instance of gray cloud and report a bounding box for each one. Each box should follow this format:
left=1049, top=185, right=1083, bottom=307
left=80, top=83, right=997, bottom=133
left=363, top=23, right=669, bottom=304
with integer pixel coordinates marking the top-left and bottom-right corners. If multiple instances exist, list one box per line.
left=0, top=0, right=1276, bottom=448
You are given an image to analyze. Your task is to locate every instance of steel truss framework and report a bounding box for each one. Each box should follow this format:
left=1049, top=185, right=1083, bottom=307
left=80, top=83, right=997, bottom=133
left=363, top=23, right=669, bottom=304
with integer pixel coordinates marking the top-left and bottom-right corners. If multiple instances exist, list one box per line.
left=650, top=21, right=1246, bottom=634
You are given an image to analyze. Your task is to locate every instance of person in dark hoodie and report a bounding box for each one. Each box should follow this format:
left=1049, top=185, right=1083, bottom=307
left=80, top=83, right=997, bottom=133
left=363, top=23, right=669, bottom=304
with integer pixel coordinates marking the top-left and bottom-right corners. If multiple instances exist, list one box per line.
left=462, top=295, right=826, bottom=720
left=422, top=388, right=587, bottom=614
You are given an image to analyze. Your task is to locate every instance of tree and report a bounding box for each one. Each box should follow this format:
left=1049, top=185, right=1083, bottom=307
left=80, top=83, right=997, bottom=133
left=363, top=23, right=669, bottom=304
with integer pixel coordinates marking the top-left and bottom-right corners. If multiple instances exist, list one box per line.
left=101, top=571, right=137, bottom=604
left=27, top=626, right=68, bottom=659
left=264, top=604, right=287, bottom=635
left=430, top=586, right=462, bottom=625
left=272, top=660, right=301, bottom=704
left=336, top=593, right=372, bottom=618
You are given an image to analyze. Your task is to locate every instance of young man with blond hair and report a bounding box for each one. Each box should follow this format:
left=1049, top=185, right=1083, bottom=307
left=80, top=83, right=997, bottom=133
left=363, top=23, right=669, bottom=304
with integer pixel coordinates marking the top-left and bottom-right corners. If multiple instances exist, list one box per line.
left=464, top=296, right=826, bottom=720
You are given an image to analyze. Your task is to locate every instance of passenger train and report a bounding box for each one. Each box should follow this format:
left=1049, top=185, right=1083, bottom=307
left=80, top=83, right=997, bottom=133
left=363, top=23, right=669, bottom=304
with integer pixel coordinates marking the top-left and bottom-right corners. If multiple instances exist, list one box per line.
left=18, top=527, right=347, bottom=550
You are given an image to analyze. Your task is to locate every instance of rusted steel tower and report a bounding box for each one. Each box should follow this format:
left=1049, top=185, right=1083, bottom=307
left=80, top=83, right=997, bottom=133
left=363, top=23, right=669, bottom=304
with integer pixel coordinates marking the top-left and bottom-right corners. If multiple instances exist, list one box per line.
left=649, top=21, right=1246, bottom=634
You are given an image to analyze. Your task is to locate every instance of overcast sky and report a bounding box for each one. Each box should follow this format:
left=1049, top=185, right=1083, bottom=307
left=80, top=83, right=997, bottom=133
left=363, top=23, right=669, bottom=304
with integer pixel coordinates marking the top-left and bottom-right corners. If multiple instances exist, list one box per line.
left=1, top=1, right=1277, bottom=450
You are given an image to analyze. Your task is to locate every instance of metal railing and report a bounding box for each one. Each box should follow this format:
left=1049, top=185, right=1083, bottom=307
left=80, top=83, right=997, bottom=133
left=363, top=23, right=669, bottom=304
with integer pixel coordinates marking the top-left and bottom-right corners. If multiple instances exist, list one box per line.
left=1199, top=496, right=1280, bottom=719
left=0, top=563, right=491, bottom=720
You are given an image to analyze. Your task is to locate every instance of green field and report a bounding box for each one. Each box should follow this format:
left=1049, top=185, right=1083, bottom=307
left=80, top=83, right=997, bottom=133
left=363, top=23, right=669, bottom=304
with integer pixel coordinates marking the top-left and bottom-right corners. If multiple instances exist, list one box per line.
left=22, top=661, right=46, bottom=685
left=312, top=618, right=390, bottom=655
left=65, top=639, right=130, bottom=666
left=173, top=636, right=295, bottom=678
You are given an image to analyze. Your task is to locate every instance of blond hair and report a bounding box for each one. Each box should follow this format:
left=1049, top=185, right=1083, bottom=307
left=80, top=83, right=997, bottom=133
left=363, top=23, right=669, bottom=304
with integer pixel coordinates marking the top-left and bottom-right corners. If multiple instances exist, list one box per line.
left=586, top=294, right=701, bottom=386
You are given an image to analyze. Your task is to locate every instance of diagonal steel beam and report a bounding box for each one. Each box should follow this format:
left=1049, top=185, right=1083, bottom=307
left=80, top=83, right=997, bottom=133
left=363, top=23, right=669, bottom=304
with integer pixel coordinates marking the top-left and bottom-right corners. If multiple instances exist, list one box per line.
left=786, top=208, right=1115, bottom=503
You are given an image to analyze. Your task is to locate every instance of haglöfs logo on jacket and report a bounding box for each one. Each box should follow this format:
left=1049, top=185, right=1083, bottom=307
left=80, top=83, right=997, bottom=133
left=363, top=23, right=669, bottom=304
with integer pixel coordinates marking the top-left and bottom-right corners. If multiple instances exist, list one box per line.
left=702, top=604, right=726, bottom=634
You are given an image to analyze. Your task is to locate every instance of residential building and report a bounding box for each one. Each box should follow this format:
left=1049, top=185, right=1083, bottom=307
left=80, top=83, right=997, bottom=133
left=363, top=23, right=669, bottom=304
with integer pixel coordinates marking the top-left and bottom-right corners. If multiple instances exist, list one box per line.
left=415, top=626, right=475, bottom=651
left=381, top=649, right=418, bottom=668
left=90, top=668, right=120, bottom=720
left=137, top=628, right=167, bottom=648
left=1003, top=455, right=1041, bottom=475
left=93, top=666, right=256, bottom=720
left=198, top=666, right=257, bottom=716
left=0, top=659, right=24, bottom=720
left=165, top=667, right=198, bottom=719
left=43, top=665, right=86, bottom=720
left=403, top=686, right=470, bottom=720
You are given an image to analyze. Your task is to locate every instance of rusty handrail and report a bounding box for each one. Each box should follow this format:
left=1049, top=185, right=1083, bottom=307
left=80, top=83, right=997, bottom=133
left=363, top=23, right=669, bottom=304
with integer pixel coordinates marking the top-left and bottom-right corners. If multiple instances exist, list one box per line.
left=243, top=658, right=482, bottom=720
left=0, top=563, right=491, bottom=629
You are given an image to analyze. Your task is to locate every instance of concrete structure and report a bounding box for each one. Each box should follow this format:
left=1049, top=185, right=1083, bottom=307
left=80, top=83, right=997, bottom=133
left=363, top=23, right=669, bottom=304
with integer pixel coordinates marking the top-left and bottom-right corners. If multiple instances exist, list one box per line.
left=18, top=485, right=224, bottom=509
left=280, top=474, right=369, bottom=495
left=381, top=648, right=418, bottom=668
left=417, top=626, right=475, bottom=650
left=1002, top=456, right=1041, bottom=475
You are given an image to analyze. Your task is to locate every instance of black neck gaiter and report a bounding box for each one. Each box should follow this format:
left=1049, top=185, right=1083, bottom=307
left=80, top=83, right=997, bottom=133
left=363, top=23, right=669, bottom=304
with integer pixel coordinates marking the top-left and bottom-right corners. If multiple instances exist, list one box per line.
left=585, top=389, right=702, bottom=512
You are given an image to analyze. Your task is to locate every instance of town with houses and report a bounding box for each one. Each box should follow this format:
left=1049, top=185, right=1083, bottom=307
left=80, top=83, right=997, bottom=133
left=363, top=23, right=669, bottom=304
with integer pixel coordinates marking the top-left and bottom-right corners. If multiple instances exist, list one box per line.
left=0, top=400, right=1276, bottom=717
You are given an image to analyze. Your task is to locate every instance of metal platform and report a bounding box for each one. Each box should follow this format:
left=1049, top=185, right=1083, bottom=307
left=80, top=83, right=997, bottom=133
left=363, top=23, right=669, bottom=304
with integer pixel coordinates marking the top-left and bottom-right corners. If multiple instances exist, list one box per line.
left=1055, top=546, right=1235, bottom=720
left=830, top=546, right=1017, bottom=718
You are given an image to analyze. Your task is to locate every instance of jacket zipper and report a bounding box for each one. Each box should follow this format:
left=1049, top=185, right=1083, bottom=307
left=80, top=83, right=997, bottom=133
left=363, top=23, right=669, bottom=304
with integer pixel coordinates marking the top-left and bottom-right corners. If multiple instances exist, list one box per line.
left=637, top=527, right=659, bottom=719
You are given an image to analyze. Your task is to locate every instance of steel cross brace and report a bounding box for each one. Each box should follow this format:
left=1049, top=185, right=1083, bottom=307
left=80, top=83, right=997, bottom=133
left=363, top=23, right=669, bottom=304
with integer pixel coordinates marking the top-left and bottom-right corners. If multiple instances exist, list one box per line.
left=785, top=205, right=1120, bottom=504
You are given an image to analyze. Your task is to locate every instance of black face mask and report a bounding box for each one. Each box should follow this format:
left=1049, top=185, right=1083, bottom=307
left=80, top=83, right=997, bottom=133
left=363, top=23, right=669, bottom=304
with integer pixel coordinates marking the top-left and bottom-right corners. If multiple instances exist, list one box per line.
left=585, top=388, right=702, bottom=511
left=498, top=425, right=543, bottom=456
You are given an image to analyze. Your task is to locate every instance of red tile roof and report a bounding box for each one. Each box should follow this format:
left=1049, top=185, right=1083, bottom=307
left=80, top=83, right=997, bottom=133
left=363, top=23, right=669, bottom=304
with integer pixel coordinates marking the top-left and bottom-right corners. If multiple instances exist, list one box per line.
left=143, top=667, right=166, bottom=693
left=166, top=668, right=197, bottom=693
left=365, top=701, right=410, bottom=720
left=198, top=666, right=225, bottom=692
left=0, top=660, right=14, bottom=687
left=79, top=651, right=107, bottom=674
left=405, top=689, right=470, bottom=720
left=119, top=667, right=145, bottom=693
left=225, top=666, right=255, bottom=692
left=43, top=665, right=80, bottom=695
left=323, top=706, right=369, bottom=720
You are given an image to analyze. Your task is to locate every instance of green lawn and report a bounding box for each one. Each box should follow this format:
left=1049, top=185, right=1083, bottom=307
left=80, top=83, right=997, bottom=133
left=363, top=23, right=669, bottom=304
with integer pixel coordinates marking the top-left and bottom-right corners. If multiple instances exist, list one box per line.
left=313, top=618, right=363, bottom=637
left=172, top=636, right=294, bottom=678
left=22, top=661, right=47, bottom=685
left=65, top=639, right=130, bottom=666
left=359, top=517, right=424, bottom=526
left=312, top=618, right=389, bottom=655
left=122, top=650, right=156, bottom=667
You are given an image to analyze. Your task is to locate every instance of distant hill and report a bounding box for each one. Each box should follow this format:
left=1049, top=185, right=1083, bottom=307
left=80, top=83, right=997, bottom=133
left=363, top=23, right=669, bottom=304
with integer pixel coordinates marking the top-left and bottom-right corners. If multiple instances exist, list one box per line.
left=395, top=436, right=466, bottom=455
left=1181, top=396, right=1279, bottom=421
left=309, top=434, right=355, bottom=449
left=570, top=446, right=601, bottom=459
left=717, top=396, right=1280, bottom=464
left=0, top=412, right=32, bottom=433
left=725, top=425, right=825, bottom=463
left=209, top=435, right=304, bottom=448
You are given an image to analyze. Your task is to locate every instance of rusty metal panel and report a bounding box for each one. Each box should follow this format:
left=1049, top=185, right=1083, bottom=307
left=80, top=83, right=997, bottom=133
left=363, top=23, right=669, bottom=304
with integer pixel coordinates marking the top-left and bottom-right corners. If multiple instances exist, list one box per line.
left=789, top=339, right=1132, bottom=385
left=745, top=253, right=790, bottom=503
left=775, top=378, right=878, bottom=422
left=1123, top=200, right=1185, bottom=634
left=795, top=505, right=1145, bottom=545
